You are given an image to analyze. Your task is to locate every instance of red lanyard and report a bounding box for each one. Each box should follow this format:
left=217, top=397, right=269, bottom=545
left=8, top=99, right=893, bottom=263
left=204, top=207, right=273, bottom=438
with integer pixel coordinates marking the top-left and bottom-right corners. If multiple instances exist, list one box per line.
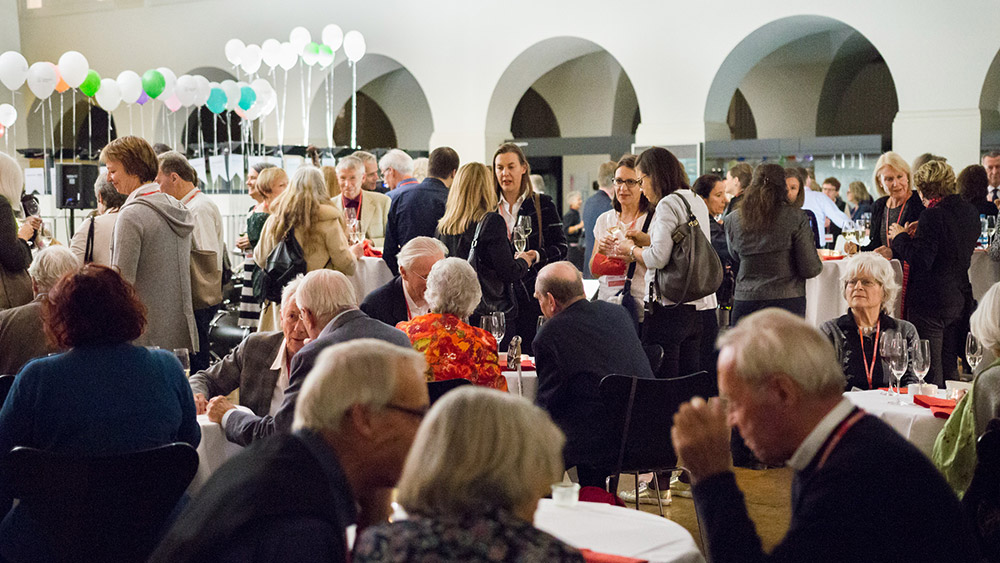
left=816, top=409, right=865, bottom=471
left=858, top=320, right=880, bottom=389
left=885, top=197, right=907, bottom=243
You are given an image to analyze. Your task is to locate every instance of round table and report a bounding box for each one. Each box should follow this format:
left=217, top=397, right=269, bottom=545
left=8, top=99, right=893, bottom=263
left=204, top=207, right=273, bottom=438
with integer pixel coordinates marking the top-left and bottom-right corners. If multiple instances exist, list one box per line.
left=191, top=414, right=243, bottom=493
left=349, top=256, right=393, bottom=302
left=843, top=390, right=946, bottom=457
left=503, top=370, right=538, bottom=402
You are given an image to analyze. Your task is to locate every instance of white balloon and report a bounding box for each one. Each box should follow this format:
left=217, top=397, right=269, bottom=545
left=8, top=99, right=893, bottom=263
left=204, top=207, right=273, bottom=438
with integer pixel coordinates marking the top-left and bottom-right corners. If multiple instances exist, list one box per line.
left=301, top=44, right=320, bottom=67
left=322, top=24, right=344, bottom=51
left=240, top=44, right=263, bottom=75
left=225, top=38, right=245, bottom=66
left=343, top=31, right=366, bottom=63
left=245, top=102, right=263, bottom=121
left=157, top=67, right=177, bottom=99
left=279, top=42, right=298, bottom=71
left=57, top=51, right=89, bottom=89
left=94, top=78, right=121, bottom=112
left=261, top=39, right=282, bottom=69
left=116, top=70, right=142, bottom=104
left=221, top=80, right=241, bottom=111
left=317, top=48, right=334, bottom=69
left=0, top=104, right=17, bottom=128
left=250, top=78, right=274, bottom=106
left=0, top=51, right=29, bottom=91
left=26, top=62, right=58, bottom=100
left=261, top=94, right=277, bottom=116
left=193, top=75, right=211, bottom=106
left=175, top=75, right=199, bottom=107
left=289, top=27, right=311, bottom=52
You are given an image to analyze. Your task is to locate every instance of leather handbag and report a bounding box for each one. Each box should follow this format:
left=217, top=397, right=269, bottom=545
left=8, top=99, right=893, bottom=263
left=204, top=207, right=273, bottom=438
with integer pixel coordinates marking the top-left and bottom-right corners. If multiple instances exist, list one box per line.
left=190, top=249, right=222, bottom=310
left=649, top=193, right=723, bottom=306
left=467, top=212, right=519, bottom=318
left=260, top=228, right=307, bottom=303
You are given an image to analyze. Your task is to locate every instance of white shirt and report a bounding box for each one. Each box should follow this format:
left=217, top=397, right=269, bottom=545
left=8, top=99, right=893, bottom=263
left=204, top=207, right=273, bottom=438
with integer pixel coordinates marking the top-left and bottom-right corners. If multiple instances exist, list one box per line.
left=593, top=209, right=649, bottom=306
left=498, top=192, right=526, bottom=237
left=402, top=282, right=429, bottom=320
left=220, top=338, right=292, bottom=429
left=180, top=188, right=225, bottom=270
left=989, top=186, right=1000, bottom=202
left=802, top=189, right=849, bottom=245
left=787, top=398, right=856, bottom=471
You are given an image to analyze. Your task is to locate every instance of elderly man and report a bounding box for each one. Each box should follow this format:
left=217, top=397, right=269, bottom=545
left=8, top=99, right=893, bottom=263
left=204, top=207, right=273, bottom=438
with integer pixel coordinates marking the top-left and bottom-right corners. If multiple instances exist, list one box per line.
left=0, top=246, right=80, bottom=375
left=984, top=151, right=1000, bottom=203
left=672, top=308, right=981, bottom=563
left=380, top=149, right=418, bottom=200
left=361, top=236, right=447, bottom=326
left=353, top=150, right=386, bottom=194
left=382, top=147, right=458, bottom=274
left=157, top=150, right=225, bottom=371
left=196, top=277, right=307, bottom=420
left=150, top=339, right=429, bottom=563
left=532, top=261, right=653, bottom=488
left=332, top=155, right=391, bottom=247
left=216, top=269, right=412, bottom=446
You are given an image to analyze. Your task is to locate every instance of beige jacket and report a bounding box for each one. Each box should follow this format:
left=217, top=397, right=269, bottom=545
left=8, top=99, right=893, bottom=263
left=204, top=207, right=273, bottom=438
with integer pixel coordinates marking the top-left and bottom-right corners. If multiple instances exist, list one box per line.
left=331, top=191, right=391, bottom=247
left=255, top=203, right=357, bottom=277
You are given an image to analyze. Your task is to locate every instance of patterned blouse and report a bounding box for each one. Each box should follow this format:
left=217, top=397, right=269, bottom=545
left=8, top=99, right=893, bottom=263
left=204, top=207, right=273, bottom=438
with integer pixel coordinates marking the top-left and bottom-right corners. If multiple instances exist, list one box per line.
left=396, top=313, right=507, bottom=391
left=353, top=508, right=585, bottom=563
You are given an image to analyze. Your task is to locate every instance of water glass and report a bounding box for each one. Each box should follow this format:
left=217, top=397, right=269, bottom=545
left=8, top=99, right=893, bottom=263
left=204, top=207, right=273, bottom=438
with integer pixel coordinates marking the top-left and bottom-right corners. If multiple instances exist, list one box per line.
left=889, top=341, right=908, bottom=405
left=879, top=329, right=898, bottom=394
left=173, top=348, right=191, bottom=378
left=911, top=339, right=930, bottom=385
left=967, top=333, right=983, bottom=374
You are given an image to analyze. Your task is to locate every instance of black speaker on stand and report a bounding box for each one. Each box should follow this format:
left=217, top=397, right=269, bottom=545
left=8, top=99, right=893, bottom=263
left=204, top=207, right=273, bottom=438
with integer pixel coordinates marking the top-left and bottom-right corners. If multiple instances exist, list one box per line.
left=55, top=163, right=99, bottom=234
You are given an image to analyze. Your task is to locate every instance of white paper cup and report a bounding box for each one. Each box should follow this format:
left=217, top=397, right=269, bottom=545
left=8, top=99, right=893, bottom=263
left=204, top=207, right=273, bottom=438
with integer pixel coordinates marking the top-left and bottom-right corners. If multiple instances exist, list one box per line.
left=551, top=482, right=580, bottom=507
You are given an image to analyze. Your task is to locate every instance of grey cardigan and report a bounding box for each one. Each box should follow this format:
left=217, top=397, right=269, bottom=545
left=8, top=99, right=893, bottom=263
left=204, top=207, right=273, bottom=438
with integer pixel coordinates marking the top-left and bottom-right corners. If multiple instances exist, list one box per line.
left=724, top=205, right=823, bottom=301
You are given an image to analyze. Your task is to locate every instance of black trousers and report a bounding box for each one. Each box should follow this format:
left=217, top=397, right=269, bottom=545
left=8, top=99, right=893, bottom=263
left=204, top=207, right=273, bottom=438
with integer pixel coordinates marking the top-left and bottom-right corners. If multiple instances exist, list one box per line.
left=731, top=296, right=807, bottom=327
left=907, top=307, right=964, bottom=387
left=192, top=304, right=219, bottom=372
left=641, top=303, right=702, bottom=380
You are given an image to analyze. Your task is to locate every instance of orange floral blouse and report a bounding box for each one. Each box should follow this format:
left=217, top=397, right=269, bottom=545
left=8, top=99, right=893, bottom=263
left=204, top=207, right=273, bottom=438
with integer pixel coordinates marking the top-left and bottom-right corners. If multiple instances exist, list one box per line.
left=396, top=313, right=508, bottom=391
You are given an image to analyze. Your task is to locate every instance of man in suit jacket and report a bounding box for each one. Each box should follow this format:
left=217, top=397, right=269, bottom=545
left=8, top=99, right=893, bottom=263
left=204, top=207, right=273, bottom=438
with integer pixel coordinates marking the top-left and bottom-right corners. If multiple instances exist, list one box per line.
left=382, top=147, right=459, bottom=274
left=333, top=155, right=391, bottom=247
left=532, top=261, right=653, bottom=487
left=210, top=269, right=412, bottom=446
left=191, top=277, right=308, bottom=417
left=150, top=339, right=430, bottom=563
left=672, top=309, right=980, bottom=563
left=360, top=236, right=446, bottom=327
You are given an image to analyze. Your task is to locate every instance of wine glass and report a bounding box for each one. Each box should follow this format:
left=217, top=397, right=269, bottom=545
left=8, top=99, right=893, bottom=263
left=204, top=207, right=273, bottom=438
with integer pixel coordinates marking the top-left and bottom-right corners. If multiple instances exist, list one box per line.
left=480, top=314, right=503, bottom=352
left=889, top=340, right=908, bottom=405
left=173, top=348, right=191, bottom=378
left=490, top=311, right=506, bottom=348
left=842, top=220, right=857, bottom=245
left=967, top=333, right=983, bottom=375
left=513, top=230, right=527, bottom=253
left=537, top=315, right=547, bottom=330
left=911, top=339, right=930, bottom=386
left=516, top=216, right=533, bottom=238
left=38, top=219, right=54, bottom=247
left=879, top=329, right=898, bottom=394
left=856, top=218, right=871, bottom=247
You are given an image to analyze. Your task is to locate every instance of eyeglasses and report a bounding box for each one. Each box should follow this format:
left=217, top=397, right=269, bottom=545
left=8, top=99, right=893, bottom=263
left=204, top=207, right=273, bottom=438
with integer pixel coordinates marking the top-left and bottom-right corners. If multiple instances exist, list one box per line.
left=845, top=278, right=879, bottom=288
left=612, top=178, right=640, bottom=188
left=385, top=403, right=429, bottom=419
left=636, top=175, right=649, bottom=187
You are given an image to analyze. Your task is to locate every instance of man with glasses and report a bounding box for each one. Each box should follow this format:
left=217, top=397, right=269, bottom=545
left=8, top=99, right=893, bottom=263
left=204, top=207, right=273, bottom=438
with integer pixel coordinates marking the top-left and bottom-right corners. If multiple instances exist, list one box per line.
left=362, top=236, right=447, bottom=327
left=151, top=339, right=430, bottom=563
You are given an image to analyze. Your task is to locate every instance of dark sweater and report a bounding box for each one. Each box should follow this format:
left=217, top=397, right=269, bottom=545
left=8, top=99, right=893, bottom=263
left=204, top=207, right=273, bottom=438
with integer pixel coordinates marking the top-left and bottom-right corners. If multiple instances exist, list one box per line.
left=862, top=192, right=925, bottom=252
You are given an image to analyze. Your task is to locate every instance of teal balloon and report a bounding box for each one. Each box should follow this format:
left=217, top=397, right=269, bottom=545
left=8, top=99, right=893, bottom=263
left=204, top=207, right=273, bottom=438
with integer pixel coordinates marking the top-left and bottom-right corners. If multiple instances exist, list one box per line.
left=141, top=69, right=165, bottom=99
left=79, top=70, right=100, bottom=97
left=238, top=86, right=256, bottom=111
left=206, top=87, right=227, bottom=114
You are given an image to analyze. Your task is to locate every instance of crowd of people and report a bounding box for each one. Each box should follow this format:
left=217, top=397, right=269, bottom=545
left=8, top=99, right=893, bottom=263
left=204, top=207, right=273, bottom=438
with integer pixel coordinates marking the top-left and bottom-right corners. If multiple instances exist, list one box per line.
left=1, top=135, right=1000, bottom=561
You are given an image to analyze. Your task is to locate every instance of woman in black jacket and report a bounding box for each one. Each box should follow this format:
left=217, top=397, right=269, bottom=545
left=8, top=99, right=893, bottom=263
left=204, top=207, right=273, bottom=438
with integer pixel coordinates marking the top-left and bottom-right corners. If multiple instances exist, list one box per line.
left=493, top=143, right=568, bottom=352
left=859, top=152, right=925, bottom=257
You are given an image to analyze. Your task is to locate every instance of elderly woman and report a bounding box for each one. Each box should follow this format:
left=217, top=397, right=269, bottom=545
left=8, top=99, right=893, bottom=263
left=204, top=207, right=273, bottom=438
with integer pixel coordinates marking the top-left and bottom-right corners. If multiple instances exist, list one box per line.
left=0, top=152, right=37, bottom=311
left=354, top=387, right=583, bottom=562
left=889, top=161, right=980, bottom=386
left=820, top=253, right=919, bottom=390
left=0, top=264, right=199, bottom=558
left=396, top=257, right=507, bottom=390
left=69, top=171, right=126, bottom=266
left=847, top=181, right=873, bottom=221
left=857, top=151, right=925, bottom=258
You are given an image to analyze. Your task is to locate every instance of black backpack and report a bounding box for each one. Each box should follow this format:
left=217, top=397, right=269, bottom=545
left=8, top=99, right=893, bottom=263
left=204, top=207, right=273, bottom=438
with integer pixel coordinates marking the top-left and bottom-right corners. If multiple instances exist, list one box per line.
left=259, top=228, right=307, bottom=303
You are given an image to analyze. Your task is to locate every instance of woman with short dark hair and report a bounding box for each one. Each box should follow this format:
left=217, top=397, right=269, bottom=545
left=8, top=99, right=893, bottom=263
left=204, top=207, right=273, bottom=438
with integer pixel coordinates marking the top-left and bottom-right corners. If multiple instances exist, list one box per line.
left=958, top=164, right=997, bottom=217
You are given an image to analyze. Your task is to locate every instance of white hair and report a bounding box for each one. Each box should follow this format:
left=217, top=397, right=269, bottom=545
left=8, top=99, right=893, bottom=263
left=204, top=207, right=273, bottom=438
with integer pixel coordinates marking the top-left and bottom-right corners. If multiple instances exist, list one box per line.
left=281, top=275, right=304, bottom=309
left=379, top=149, right=414, bottom=176
left=425, top=257, right=481, bottom=318
left=294, top=269, right=357, bottom=325
left=0, top=152, right=23, bottom=207
left=28, top=246, right=81, bottom=292
left=398, top=236, right=447, bottom=272
left=972, top=281, right=1000, bottom=355
left=412, top=157, right=428, bottom=182
left=335, top=155, right=365, bottom=175
left=293, top=338, right=426, bottom=432
left=839, top=252, right=900, bottom=313
left=530, top=174, right=545, bottom=194
left=717, top=308, right=844, bottom=396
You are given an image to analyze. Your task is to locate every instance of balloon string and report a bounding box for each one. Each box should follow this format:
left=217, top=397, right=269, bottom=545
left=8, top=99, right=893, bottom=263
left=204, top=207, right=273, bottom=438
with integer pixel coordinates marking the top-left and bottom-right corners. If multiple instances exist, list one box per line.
left=280, top=68, right=289, bottom=156
left=48, top=97, right=55, bottom=167
left=304, top=65, right=312, bottom=146
left=11, top=91, right=16, bottom=156
left=87, top=98, right=92, bottom=159
left=299, top=60, right=306, bottom=146
left=351, top=61, right=357, bottom=149
left=59, top=92, right=64, bottom=163
left=71, top=90, right=76, bottom=162
left=128, top=104, right=133, bottom=136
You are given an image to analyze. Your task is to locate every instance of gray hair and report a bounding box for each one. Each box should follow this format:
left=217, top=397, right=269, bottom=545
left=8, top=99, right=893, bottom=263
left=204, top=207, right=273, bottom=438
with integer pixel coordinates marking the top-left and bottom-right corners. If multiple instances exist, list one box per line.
left=398, top=236, right=447, bottom=272
left=335, top=155, right=365, bottom=175
left=293, top=338, right=426, bottom=432
left=28, top=246, right=81, bottom=292
left=972, top=281, right=1000, bottom=355
left=281, top=275, right=304, bottom=309
left=717, top=308, right=844, bottom=397
left=379, top=149, right=414, bottom=176
left=0, top=152, right=23, bottom=207
left=294, top=269, right=357, bottom=325
left=425, top=257, right=481, bottom=318
left=412, top=157, right=428, bottom=182
left=251, top=161, right=277, bottom=174
left=94, top=170, right=126, bottom=210
left=352, top=150, right=376, bottom=165
left=396, top=386, right=565, bottom=516
left=840, top=252, right=900, bottom=313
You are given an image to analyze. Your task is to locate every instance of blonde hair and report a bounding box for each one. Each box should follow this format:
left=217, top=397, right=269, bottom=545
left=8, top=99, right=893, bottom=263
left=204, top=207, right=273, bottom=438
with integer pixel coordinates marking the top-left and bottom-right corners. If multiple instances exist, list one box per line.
left=913, top=160, right=957, bottom=200
left=396, top=387, right=565, bottom=517
left=437, top=162, right=499, bottom=236
left=321, top=165, right=340, bottom=199
left=840, top=252, right=900, bottom=313
left=872, top=151, right=912, bottom=198
left=268, top=166, right=327, bottom=240
left=972, top=281, right=1000, bottom=355
left=847, top=181, right=872, bottom=204
left=256, top=167, right=288, bottom=199
left=0, top=152, right=23, bottom=206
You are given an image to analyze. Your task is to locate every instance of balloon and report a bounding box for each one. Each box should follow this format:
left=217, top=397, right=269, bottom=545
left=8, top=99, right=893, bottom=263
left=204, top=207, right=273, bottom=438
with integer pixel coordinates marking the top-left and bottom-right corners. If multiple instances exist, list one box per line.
left=343, top=31, right=366, bottom=63
left=261, top=39, right=282, bottom=69
left=117, top=70, right=142, bottom=104
left=156, top=67, right=176, bottom=99
left=250, top=78, right=274, bottom=107
left=0, top=104, right=16, bottom=127
left=141, top=69, right=165, bottom=99
left=234, top=108, right=247, bottom=119
left=261, top=94, right=277, bottom=116
left=193, top=75, right=211, bottom=106
left=302, top=42, right=320, bottom=66
left=240, top=44, right=262, bottom=75
left=289, top=27, right=311, bottom=51
left=278, top=42, right=298, bottom=71
left=164, top=94, right=182, bottom=113
left=238, top=85, right=256, bottom=111
left=57, top=51, right=89, bottom=88
left=136, top=91, right=149, bottom=105
left=0, top=51, right=29, bottom=91
left=221, top=80, right=240, bottom=111
left=79, top=70, right=100, bottom=97
left=317, top=45, right=334, bottom=68
left=0, top=124, right=4, bottom=139
left=174, top=74, right=198, bottom=107
left=322, top=24, right=344, bottom=51
left=95, top=78, right=121, bottom=112
left=206, top=86, right=226, bottom=114
left=224, top=38, right=245, bottom=66
left=246, top=102, right=263, bottom=121
left=55, top=76, right=70, bottom=94
left=26, top=62, right=57, bottom=100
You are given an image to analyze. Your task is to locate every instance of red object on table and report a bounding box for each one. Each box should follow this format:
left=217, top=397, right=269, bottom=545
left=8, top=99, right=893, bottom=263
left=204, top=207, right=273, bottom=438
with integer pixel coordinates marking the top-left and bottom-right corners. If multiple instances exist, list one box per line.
left=579, top=486, right=626, bottom=507
left=821, top=254, right=845, bottom=261
left=579, top=549, right=648, bottom=563
left=913, top=394, right=957, bottom=419
left=362, top=240, right=382, bottom=257
left=499, top=358, right=535, bottom=370
left=878, top=387, right=908, bottom=394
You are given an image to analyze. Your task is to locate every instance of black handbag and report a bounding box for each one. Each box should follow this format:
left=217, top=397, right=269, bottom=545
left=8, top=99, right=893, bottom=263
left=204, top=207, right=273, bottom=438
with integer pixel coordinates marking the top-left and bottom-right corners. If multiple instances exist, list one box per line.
left=467, top=212, right=518, bottom=318
left=648, top=193, right=723, bottom=307
left=259, top=227, right=307, bottom=303
left=616, top=211, right=655, bottom=330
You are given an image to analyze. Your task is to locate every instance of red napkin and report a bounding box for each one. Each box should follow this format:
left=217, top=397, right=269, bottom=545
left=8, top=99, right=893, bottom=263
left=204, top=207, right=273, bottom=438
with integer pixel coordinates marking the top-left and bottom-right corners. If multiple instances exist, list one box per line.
left=878, top=387, right=908, bottom=394
left=579, top=486, right=626, bottom=507
left=821, top=254, right=845, bottom=261
left=579, top=549, right=648, bottom=563
left=499, top=358, right=535, bottom=370
left=362, top=240, right=382, bottom=257
left=913, top=394, right=957, bottom=419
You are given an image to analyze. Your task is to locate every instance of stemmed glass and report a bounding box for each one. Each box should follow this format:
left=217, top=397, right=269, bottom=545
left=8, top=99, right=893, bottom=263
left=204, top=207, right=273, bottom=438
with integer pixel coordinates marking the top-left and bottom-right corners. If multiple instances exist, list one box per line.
left=967, top=333, right=984, bottom=375
left=480, top=312, right=506, bottom=353
left=879, top=329, right=898, bottom=395
left=345, top=207, right=360, bottom=244
left=888, top=337, right=908, bottom=405
left=842, top=220, right=857, bottom=246
left=173, top=348, right=191, bottom=378
left=516, top=216, right=533, bottom=239
left=911, top=339, right=931, bottom=386
left=513, top=229, right=527, bottom=253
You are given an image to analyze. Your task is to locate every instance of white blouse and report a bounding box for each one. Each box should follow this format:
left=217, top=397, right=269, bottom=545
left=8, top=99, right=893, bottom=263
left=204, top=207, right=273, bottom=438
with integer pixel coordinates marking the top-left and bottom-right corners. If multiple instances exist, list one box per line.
left=592, top=209, right=649, bottom=309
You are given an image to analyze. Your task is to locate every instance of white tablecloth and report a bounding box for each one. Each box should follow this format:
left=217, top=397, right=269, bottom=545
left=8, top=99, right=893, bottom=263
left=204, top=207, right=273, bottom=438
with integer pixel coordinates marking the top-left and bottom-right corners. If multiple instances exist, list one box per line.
left=503, top=370, right=538, bottom=402
left=843, top=390, right=946, bottom=457
left=971, top=249, right=1000, bottom=302
left=191, top=414, right=243, bottom=493
left=349, top=256, right=393, bottom=302
left=534, top=498, right=704, bottom=563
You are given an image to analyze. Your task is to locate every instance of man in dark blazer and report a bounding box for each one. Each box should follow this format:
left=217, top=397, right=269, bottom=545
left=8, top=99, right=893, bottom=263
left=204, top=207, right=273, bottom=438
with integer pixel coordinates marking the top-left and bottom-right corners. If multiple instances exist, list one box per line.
left=382, top=147, right=459, bottom=274
left=673, top=309, right=981, bottom=563
left=360, top=236, right=447, bottom=327
left=532, top=261, right=653, bottom=487
left=213, top=270, right=412, bottom=446
left=150, top=339, right=430, bottom=563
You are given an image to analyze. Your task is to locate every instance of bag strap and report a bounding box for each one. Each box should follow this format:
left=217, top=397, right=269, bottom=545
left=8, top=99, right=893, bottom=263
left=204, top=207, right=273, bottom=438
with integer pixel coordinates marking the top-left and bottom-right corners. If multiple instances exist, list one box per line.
left=467, top=212, right=491, bottom=267
left=532, top=191, right=544, bottom=251
left=647, top=192, right=700, bottom=308
left=622, top=211, right=655, bottom=294
left=84, top=214, right=96, bottom=263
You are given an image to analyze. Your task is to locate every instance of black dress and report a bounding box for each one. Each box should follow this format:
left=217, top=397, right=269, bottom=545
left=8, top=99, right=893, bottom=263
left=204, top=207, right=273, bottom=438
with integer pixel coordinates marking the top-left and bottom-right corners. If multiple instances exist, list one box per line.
left=512, top=194, right=568, bottom=354
left=563, top=207, right=584, bottom=271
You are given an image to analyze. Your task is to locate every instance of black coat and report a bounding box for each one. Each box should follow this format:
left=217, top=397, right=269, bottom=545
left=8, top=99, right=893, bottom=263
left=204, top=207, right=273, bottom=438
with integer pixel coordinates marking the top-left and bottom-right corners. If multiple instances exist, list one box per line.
left=360, top=276, right=408, bottom=328
left=862, top=192, right=925, bottom=252
left=382, top=178, right=450, bottom=274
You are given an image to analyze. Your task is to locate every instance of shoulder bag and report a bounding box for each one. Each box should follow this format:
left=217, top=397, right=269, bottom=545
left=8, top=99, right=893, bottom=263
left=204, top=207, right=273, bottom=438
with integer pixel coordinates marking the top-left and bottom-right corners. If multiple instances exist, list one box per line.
left=614, top=211, right=655, bottom=329
left=648, top=193, right=723, bottom=307
left=259, top=227, right=307, bottom=303
left=467, top=212, right=518, bottom=318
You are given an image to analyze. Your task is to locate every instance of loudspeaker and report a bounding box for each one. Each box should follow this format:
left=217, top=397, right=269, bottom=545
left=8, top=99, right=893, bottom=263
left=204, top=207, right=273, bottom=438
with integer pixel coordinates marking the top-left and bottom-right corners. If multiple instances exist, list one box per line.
left=55, top=164, right=99, bottom=210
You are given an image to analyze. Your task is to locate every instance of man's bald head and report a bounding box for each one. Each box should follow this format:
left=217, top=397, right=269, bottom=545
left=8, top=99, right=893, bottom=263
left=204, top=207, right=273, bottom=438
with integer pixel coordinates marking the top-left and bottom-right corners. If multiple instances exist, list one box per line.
left=534, top=261, right=585, bottom=317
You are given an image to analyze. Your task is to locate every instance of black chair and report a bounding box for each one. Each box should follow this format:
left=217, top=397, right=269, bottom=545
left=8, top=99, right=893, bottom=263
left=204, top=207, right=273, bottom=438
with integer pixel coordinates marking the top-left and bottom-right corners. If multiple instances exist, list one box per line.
left=963, top=418, right=1000, bottom=562
left=0, top=374, right=15, bottom=406
left=208, top=308, right=251, bottom=363
left=599, top=371, right=713, bottom=517
left=642, top=344, right=664, bottom=374
left=427, top=378, right=472, bottom=405
left=6, top=442, right=199, bottom=563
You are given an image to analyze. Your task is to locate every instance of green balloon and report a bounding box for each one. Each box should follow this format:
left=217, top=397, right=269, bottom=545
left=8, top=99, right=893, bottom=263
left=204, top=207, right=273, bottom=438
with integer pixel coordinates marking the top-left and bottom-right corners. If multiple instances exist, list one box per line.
left=79, top=70, right=101, bottom=97
left=305, top=42, right=320, bottom=56
left=319, top=45, right=333, bottom=57
left=142, top=69, right=165, bottom=99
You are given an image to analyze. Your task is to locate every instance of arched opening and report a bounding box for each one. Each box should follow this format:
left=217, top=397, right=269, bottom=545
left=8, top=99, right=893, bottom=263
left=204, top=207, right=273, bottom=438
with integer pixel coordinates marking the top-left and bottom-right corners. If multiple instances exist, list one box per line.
left=980, top=49, right=1000, bottom=152
left=332, top=91, right=397, bottom=148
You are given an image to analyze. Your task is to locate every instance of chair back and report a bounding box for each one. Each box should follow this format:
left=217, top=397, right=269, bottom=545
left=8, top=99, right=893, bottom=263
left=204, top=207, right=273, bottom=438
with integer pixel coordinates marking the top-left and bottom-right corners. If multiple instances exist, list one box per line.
left=599, top=371, right=713, bottom=475
left=963, top=418, right=1000, bottom=561
left=7, top=442, right=199, bottom=563
left=642, top=344, right=664, bottom=374
left=427, top=378, right=472, bottom=405
left=0, top=374, right=15, bottom=407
